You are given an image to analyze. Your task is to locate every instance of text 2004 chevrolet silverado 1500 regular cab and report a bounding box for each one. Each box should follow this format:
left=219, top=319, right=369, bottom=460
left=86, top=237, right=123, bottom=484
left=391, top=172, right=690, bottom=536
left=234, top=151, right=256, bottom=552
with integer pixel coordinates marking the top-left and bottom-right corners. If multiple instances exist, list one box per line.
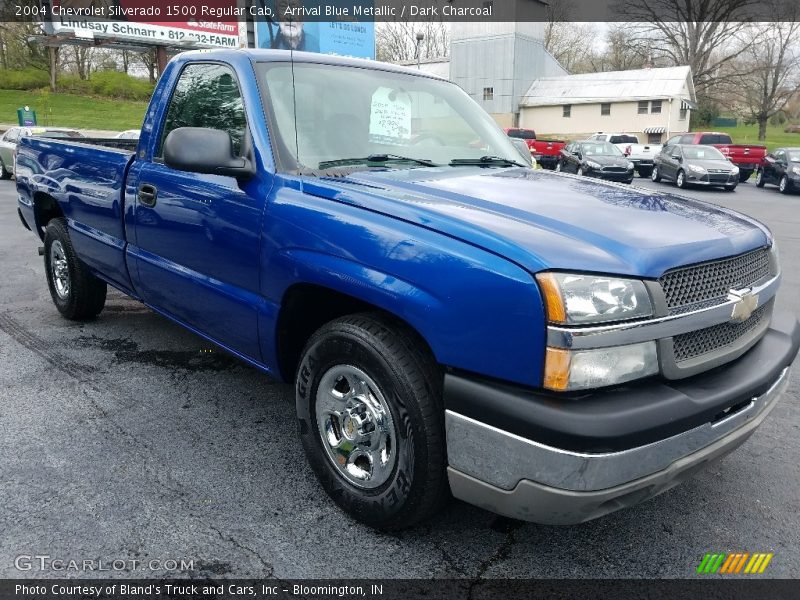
left=16, top=50, right=799, bottom=529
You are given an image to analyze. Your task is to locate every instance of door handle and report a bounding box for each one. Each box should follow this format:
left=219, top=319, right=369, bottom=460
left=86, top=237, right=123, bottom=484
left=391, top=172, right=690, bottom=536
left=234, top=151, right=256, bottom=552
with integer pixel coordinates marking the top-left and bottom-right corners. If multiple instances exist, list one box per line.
left=138, top=183, right=157, bottom=207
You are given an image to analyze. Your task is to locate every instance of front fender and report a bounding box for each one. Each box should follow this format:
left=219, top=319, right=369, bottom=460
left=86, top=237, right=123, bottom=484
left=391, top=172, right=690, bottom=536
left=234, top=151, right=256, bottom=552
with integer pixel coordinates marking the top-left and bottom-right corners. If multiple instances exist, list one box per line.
left=260, top=192, right=546, bottom=387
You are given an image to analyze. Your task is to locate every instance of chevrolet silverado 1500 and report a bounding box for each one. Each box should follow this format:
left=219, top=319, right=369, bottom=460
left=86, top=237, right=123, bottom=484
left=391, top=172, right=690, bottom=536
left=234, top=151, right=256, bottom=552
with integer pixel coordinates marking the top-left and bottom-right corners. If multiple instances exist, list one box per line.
left=16, top=50, right=799, bottom=529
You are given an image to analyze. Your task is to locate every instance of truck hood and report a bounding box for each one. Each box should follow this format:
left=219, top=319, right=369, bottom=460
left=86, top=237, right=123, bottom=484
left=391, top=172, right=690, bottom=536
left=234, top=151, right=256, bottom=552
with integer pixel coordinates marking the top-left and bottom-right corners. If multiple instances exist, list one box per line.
left=301, top=167, right=770, bottom=278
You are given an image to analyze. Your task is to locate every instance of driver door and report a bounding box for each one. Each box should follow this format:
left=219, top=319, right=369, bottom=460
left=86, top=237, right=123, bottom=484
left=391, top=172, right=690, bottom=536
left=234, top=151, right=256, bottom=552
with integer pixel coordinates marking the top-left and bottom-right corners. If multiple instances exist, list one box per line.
left=128, top=63, right=267, bottom=361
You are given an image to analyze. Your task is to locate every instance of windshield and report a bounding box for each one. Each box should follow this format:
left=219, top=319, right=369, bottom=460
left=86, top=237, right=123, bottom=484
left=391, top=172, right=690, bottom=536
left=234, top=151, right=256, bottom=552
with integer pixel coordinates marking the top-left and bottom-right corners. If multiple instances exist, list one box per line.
left=787, top=150, right=800, bottom=162
left=683, top=146, right=726, bottom=160
left=581, top=142, right=624, bottom=157
left=257, top=62, right=522, bottom=172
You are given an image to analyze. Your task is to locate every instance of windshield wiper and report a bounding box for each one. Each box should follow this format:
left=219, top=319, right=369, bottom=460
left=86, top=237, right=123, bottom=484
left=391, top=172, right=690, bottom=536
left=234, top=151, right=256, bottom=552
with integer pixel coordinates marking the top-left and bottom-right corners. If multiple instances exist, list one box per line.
left=317, top=154, right=439, bottom=169
left=449, top=155, right=526, bottom=168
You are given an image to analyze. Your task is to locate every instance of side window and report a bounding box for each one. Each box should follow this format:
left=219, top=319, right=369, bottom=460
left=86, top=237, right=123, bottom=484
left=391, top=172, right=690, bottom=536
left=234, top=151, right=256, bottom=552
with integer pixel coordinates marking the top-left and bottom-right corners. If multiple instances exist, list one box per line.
left=596, top=135, right=606, bottom=141
left=158, top=63, right=247, bottom=158
left=679, top=134, right=694, bottom=144
left=775, top=150, right=786, bottom=162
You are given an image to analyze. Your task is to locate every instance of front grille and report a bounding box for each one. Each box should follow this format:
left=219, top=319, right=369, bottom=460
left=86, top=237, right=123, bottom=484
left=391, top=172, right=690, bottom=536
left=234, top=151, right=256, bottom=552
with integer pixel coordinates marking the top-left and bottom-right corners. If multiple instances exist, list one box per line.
left=659, top=248, right=771, bottom=311
left=708, top=174, right=730, bottom=183
left=602, top=166, right=626, bottom=173
left=672, top=304, right=769, bottom=363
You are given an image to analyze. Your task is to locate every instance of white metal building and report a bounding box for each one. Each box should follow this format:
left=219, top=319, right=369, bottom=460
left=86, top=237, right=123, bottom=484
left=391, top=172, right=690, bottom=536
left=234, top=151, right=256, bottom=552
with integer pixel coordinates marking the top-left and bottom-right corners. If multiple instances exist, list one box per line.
left=519, top=66, right=697, bottom=143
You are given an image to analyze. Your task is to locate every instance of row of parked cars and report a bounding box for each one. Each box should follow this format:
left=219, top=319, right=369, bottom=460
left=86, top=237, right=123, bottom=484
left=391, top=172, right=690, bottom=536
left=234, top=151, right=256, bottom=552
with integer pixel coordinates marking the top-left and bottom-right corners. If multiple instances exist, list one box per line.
left=506, top=127, right=799, bottom=195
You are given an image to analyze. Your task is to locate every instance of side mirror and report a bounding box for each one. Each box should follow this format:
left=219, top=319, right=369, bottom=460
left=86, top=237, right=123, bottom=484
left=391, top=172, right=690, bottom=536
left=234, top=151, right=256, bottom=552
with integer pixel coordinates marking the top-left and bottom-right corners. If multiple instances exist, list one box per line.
left=510, top=138, right=533, bottom=167
left=572, top=151, right=582, bottom=158
left=671, top=153, right=681, bottom=160
left=164, top=127, right=255, bottom=178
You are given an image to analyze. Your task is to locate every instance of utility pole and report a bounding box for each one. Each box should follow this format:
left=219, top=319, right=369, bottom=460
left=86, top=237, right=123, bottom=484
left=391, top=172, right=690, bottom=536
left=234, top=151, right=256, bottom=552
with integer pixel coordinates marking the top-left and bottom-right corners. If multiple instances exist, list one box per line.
left=416, top=32, right=424, bottom=69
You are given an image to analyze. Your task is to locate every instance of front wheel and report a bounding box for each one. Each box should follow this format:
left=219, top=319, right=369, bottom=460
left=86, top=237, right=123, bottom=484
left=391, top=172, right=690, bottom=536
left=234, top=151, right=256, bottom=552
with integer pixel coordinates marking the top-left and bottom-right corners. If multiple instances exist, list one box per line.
left=577, top=166, right=584, bottom=176
left=676, top=169, right=688, bottom=189
left=724, top=184, right=737, bottom=192
left=296, top=313, right=448, bottom=530
left=651, top=167, right=662, bottom=182
left=555, top=161, right=562, bottom=172
left=755, top=169, right=765, bottom=187
left=44, top=218, right=107, bottom=320
left=779, top=175, right=790, bottom=194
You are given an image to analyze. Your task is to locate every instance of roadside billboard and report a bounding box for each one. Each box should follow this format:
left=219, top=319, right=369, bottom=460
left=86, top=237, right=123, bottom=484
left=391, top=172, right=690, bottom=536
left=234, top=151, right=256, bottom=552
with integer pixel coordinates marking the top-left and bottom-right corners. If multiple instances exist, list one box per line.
left=45, top=0, right=241, bottom=49
left=254, top=0, right=375, bottom=59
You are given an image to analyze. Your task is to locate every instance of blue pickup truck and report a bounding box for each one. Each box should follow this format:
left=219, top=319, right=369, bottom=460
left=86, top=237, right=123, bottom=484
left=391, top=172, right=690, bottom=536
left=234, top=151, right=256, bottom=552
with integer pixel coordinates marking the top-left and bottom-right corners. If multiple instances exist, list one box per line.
left=16, top=49, right=799, bottom=529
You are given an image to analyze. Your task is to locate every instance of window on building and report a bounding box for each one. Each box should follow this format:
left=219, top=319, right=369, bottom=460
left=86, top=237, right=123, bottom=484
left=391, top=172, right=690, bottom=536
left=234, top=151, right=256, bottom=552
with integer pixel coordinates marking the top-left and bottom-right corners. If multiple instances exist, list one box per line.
left=647, top=132, right=663, bottom=144
left=637, top=101, right=649, bottom=114
left=600, top=103, right=611, bottom=116
left=563, top=104, right=571, bottom=118
left=483, top=87, right=493, bottom=101
left=679, top=107, right=687, bottom=120
left=651, top=100, right=662, bottom=114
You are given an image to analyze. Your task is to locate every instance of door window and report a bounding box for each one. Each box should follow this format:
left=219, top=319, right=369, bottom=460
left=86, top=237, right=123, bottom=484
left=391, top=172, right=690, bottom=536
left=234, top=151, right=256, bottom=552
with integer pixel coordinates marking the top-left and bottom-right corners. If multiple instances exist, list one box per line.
left=158, top=63, right=247, bottom=158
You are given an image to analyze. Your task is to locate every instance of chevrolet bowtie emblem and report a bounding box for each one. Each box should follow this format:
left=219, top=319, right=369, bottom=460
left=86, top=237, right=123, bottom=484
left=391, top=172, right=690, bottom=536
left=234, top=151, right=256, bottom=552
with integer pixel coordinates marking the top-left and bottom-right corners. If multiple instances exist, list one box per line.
left=729, top=289, right=759, bottom=322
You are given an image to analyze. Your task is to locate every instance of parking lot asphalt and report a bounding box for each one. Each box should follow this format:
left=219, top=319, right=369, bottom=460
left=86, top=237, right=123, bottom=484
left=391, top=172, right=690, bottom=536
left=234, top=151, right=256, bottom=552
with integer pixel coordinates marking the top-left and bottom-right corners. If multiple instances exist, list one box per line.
left=0, top=175, right=798, bottom=580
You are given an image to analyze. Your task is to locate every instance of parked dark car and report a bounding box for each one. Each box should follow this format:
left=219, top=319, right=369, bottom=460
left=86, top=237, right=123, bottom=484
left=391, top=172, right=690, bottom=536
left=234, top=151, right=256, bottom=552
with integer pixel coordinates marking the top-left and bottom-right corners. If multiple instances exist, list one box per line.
left=755, top=147, right=800, bottom=194
left=555, top=141, right=634, bottom=183
left=652, top=144, right=739, bottom=191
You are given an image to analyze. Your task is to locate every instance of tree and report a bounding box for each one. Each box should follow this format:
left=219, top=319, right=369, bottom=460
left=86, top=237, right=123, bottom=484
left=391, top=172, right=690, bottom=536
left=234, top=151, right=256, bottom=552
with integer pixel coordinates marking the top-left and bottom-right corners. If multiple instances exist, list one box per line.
left=616, top=0, right=755, bottom=95
left=375, top=22, right=449, bottom=63
left=139, top=48, right=158, bottom=84
left=726, top=16, right=800, bottom=140
left=543, top=0, right=599, bottom=72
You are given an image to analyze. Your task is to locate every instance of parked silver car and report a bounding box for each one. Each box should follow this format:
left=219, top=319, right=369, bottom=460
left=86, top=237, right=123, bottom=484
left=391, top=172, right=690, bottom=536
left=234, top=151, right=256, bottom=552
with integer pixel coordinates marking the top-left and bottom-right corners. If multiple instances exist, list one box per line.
left=652, top=143, right=739, bottom=191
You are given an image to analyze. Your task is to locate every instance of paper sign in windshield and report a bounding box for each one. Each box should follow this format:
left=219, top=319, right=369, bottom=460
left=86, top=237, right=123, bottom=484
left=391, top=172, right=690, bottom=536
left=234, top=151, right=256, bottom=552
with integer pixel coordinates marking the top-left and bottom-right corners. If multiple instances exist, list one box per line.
left=369, top=87, right=412, bottom=145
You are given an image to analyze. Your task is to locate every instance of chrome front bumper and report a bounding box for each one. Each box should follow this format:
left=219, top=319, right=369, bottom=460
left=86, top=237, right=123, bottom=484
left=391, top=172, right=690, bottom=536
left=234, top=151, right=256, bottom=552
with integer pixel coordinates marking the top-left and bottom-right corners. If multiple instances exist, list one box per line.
left=446, top=366, right=791, bottom=525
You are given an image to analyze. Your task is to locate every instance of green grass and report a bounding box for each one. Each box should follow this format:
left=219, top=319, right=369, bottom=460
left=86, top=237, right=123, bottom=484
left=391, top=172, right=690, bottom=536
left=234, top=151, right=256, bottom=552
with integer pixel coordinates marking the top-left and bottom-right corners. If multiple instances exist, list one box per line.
left=0, top=89, right=148, bottom=131
left=702, top=123, right=800, bottom=152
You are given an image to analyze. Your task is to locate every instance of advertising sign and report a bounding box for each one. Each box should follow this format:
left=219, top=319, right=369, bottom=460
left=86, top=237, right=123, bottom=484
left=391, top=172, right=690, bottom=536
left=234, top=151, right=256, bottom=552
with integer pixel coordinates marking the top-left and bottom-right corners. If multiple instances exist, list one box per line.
left=45, top=0, right=241, bottom=49
left=254, top=0, right=375, bottom=59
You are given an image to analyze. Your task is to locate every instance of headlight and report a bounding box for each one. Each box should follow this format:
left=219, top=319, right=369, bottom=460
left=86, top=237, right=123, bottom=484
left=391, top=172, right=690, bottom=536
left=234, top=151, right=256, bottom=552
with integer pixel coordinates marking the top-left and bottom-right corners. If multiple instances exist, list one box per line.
left=792, top=166, right=800, bottom=176
left=627, top=162, right=635, bottom=170
left=770, top=240, right=780, bottom=269
left=586, top=160, right=602, bottom=170
left=687, top=164, right=706, bottom=174
left=536, top=272, right=653, bottom=325
left=544, top=342, right=659, bottom=391
left=732, top=166, right=740, bottom=174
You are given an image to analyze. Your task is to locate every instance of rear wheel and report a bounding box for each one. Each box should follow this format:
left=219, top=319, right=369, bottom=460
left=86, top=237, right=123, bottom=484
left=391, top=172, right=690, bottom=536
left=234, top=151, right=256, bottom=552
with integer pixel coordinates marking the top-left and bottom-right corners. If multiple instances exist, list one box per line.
left=779, top=175, right=790, bottom=194
left=44, top=218, right=107, bottom=320
left=296, top=313, right=448, bottom=530
left=676, top=169, right=687, bottom=189
left=651, top=167, right=662, bottom=182
left=755, top=169, right=765, bottom=187
left=555, top=162, right=562, bottom=172
left=739, top=169, right=752, bottom=183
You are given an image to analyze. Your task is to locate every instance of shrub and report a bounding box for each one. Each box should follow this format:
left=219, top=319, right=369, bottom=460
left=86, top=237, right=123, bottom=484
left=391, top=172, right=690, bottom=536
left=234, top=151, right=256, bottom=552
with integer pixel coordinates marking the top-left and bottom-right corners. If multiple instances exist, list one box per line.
left=0, top=68, right=50, bottom=90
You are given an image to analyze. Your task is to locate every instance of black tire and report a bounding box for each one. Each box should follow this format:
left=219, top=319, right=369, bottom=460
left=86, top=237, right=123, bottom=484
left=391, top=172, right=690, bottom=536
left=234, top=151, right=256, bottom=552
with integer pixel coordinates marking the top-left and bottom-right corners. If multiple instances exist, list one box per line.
left=637, top=168, right=653, bottom=178
left=779, top=175, right=790, bottom=194
left=739, top=169, right=752, bottom=183
left=44, top=218, right=107, bottom=320
left=755, top=169, right=765, bottom=188
left=577, top=166, right=584, bottom=176
left=0, top=159, right=11, bottom=180
left=296, top=313, right=448, bottom=530
left=651, top=166, right=662, bottom=183
left=724, top=184, right=737, bottom=192
left=676, top=169, right=687, bottom=189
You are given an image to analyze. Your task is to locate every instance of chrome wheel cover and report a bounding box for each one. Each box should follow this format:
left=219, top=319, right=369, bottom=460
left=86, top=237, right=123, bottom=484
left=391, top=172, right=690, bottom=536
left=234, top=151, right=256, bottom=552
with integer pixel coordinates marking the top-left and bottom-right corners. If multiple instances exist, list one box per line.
left=49, top=240, right=70, bottom=300
left=677, top=171, right=685, bottom=187
left=315, top=364, right=397, bottom=489
left=780, top=177, right=787, bottom=192
left=651, top=168, right=658, bottom=181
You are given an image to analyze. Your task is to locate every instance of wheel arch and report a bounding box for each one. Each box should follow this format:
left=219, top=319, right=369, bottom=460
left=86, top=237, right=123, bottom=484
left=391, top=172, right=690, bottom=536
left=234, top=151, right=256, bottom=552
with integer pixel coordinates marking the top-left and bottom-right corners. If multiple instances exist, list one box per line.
left=32, top=191, right=65, bottom=241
